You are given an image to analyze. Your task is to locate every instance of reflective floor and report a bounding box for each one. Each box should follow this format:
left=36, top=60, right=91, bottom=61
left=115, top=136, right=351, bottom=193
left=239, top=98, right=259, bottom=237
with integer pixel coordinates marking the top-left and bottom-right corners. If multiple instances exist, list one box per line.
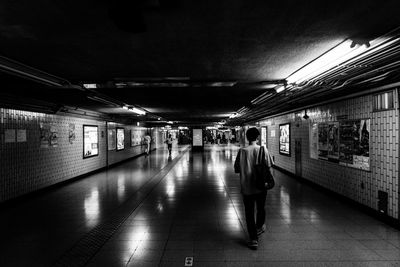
left=2, top=145, right=400, bottom=266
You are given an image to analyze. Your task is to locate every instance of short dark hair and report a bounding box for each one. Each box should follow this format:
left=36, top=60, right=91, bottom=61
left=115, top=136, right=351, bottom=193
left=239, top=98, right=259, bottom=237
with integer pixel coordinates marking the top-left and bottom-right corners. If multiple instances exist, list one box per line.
left=246, top=127, right=260, bottom=142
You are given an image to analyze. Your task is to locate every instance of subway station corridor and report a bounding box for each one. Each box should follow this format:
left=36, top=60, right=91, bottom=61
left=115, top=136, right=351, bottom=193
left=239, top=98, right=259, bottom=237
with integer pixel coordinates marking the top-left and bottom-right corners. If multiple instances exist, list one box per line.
left=1, top=145, right=400, bottom=266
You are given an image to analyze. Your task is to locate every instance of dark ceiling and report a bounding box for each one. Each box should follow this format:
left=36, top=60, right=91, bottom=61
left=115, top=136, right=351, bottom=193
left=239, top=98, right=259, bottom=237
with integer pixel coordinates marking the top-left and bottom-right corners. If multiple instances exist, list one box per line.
left=1, top=0, right=400, bottom=125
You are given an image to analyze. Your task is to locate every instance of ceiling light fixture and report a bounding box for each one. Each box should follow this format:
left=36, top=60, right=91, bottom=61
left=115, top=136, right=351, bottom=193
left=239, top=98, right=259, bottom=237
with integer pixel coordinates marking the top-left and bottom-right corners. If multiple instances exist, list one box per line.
left=206, top=81, right=237, bottom=87
left=286, top=40, right=363, bottom=84
left=286, top=35, right=396, bottom=85
left=275, top=85, right=285, bottom=93
left=123, top=106, right=146, bottom=115
left=0, top=56, right=71, bottom=87
left=229, top=113, right=238, bottom=119
left=131, top=107, right=146, bottom=115
left=83, top=83, right=97, bottom=89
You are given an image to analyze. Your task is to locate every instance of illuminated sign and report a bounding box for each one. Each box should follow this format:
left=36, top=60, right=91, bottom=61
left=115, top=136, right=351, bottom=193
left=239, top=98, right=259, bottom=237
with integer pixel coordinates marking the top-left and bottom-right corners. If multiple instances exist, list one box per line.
left=192, top=129, right=203, bottom=147
left=279, top=123, right=290, bottom=156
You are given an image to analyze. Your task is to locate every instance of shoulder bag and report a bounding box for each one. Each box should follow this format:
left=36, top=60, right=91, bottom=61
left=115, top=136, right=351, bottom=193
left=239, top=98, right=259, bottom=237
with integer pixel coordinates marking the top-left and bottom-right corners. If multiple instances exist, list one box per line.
left=254, top=146, right=275, bottom=191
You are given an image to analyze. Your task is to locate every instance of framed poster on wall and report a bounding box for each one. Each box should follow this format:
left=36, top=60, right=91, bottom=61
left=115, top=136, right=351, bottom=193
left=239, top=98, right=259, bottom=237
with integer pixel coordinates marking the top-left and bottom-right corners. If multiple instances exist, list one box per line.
left=279, top=123, right=290, bottom=156
left=261, top=127, right=267, bottom=147
left=116, top=127, right=125, bottom=151
left=83, top=125, right=99, bottom=158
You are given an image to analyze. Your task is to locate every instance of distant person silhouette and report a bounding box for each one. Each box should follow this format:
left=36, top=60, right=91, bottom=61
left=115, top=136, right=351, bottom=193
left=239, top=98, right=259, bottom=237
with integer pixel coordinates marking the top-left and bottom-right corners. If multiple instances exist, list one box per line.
left=166, top=134, right=173, bottom=155
left=144, top=134, right=151, bottom=157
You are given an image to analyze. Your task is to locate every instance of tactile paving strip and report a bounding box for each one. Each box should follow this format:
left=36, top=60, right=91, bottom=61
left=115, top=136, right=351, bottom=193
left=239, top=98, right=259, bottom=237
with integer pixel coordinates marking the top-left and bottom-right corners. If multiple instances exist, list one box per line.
left=53, top=147, right=190, bottom=267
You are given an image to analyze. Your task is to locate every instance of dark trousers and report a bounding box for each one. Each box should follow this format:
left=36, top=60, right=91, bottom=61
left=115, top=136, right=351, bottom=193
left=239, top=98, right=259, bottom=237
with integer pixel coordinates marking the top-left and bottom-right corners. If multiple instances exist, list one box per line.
left=242, top=192, right=267, bottom=240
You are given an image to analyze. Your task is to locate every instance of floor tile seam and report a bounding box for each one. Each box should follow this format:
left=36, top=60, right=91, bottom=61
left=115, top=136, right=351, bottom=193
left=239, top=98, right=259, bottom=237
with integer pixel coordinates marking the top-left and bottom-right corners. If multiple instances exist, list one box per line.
left=125, top=147, right=191, bottom=267
left=155, top=211, right=178, bottom=267
left=53, top=147, right=191, bottom=267
left=215, top=167, right=247, bottom=237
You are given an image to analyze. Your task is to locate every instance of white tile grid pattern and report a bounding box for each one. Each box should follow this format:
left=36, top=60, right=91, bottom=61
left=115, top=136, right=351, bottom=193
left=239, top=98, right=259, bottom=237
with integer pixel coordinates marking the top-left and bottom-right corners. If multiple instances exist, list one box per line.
left=263, top=89, right=399, bottom=219
left=0, top=109, right=163, bottom=203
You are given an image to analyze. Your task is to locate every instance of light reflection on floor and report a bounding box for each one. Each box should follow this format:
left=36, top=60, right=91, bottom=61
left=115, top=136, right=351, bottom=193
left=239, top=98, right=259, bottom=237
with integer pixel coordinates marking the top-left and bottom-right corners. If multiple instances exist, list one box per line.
left=84, top=188, right=100, bottom=227
left=1, top=144, right=399, bottom=266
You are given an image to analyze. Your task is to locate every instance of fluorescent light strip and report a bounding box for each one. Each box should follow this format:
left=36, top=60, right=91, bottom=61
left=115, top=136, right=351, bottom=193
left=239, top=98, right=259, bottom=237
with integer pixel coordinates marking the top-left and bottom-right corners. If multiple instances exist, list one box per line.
left=122, top=106, right=146, bottom=115
left=83, top=83, right=97, bottom=89
left=229, top=113, right=238, bottom=119
left=310, top=37, right=400, bottom=82
left=0, top=56, right=70, bottom=87
left=286, top=36, right=397, bottom=85
left=286, top=40, right=363, bottom=84
left=275, top=85, right=285, bottom=93
left=131, top=107, right=146, bottom=115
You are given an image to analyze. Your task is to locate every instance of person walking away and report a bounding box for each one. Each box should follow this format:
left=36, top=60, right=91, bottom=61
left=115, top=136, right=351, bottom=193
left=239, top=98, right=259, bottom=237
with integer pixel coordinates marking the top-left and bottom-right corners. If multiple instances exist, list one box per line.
left=234, top=127, right=273, bottom=250
left=217, top=133, right=221, bottom=145
left=222, top=133, right=226, bottom=144
left=144, top=133, right=151, bottom=157
left=166, top=134, right=173, bottom=155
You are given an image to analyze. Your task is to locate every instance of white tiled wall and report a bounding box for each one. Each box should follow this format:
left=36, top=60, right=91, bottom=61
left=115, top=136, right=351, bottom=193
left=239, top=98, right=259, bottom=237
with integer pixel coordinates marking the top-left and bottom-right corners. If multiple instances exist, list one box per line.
left=258, top=89, right=399, bottom=219
left=0, top=108, right=161, bottom=203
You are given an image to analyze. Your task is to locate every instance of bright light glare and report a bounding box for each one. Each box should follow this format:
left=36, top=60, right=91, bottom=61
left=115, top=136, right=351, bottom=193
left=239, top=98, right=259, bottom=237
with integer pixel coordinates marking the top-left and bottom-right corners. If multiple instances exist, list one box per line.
left=83, top=83, right=97, bottom=89
left=131, top=107, right=146, bottom=115
left=123, top=106, right=146, bottom=115
left=276, top=85, right=285, bottom=93
left=286, top=40, right=367, bottom=84
left=229, top=113, right=238, bottom=119
left=84, top=189, right=100, bottom=227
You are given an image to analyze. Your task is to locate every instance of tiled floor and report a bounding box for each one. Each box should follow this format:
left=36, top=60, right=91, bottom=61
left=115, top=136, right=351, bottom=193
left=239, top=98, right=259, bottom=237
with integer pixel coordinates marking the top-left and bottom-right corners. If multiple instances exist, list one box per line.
left=1, top=145, right=400, bottom=266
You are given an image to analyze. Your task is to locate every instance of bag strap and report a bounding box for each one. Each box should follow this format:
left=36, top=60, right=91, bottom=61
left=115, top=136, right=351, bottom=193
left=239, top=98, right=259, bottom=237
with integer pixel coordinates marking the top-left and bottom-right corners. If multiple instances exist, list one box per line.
left=258, top=146, right=265, bottom=164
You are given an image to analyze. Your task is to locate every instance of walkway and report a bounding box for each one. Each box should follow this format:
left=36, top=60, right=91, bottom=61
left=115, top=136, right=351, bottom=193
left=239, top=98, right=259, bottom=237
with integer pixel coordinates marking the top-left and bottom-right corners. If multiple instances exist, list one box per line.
left=1, top=145, right=400, bottom=266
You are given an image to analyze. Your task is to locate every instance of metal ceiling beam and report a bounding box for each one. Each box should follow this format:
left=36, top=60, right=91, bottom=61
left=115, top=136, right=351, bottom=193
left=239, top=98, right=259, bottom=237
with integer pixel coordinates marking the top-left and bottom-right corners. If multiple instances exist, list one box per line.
left=0, top=56, right=74, bottom=88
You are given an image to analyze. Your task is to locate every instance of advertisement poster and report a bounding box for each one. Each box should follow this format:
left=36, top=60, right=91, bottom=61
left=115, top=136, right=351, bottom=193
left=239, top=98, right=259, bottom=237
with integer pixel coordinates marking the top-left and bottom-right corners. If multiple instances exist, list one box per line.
left=83, top=125, right=99, bottom=158
left=279, top=123, right=290, bottom=155
left=108, top=129, right=116, bottom=150
left=359, top=119, right=370, bottom=157
left=327, top=122, right=339, bottom=162
left=339, top=120, right=359, bottom=165
left=339, top=119, right=370, bottom=170
left=354, top=119, right=370, bottom=170
left=50, top=125, right=58, bottom=147
left=117, top=128, right=125, bottom=150
left=318, top=123, right=328, bottom=160
left=69, top=123, right=76, bottom=144
left=5, top=129, right=16, bottom=143
left=131, top=129, right=140, bottom=146
left=130, top=129, right=146, bottom=146
left=40, top=123, right=50, bottom=148
left=309, top=123, right=318, bottom=159
left=17, top=129, right=27, bottom=142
